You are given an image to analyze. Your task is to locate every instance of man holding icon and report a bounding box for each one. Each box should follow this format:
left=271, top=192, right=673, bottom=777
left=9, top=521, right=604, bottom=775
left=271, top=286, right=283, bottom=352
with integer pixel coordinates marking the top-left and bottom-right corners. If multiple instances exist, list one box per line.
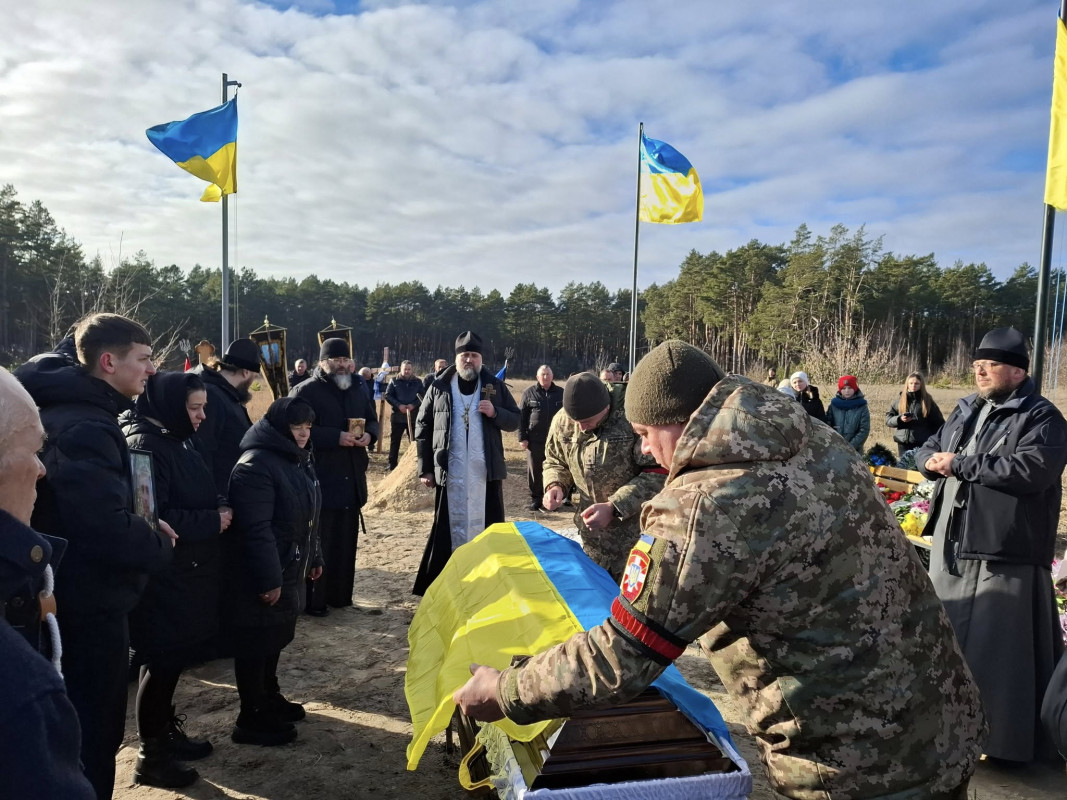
left=290, top=338, right=378, bottom=615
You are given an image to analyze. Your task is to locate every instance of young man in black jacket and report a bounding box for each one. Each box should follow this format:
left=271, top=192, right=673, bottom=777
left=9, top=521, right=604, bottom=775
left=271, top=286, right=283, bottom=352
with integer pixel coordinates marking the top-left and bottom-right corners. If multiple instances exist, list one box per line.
left=15, top=313, right=176, bottom=799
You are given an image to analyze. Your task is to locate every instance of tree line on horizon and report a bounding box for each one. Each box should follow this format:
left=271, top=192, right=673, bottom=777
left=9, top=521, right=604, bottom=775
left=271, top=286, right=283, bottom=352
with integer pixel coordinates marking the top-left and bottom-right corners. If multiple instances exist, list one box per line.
left=0, top=184, right=1056, bottom=383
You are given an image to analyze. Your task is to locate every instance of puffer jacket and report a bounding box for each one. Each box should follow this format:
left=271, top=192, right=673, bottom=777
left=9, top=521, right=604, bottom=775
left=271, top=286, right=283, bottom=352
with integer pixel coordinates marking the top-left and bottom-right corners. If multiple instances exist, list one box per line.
left=14, top=339, right=171, bottom=617
left=825, top=391, right=870, bottom=452
left=122, top=408, right=223, bottom=655
left=414, top=365, right=520, bottom=486
left=223, top=404, right=322, bottom=633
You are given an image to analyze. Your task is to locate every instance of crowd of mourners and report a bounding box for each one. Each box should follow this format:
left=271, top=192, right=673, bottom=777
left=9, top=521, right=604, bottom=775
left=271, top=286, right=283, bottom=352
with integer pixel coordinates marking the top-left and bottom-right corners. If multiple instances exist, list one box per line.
left=3, top=313, right=1067, bottom=800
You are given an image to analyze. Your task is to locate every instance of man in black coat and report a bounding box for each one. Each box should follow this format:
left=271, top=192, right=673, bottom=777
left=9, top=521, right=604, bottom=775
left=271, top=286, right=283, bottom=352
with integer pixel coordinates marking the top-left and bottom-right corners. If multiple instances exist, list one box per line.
left=191, top=338, right=259, bottom=498
left=412, top=331, right=519, bottom=595
left=289, top=338, right=379, bottom=614
left=15, top=313, right=176, bottom=799
left=917, top=327, right=1067, bottom=763
left=385, top=360, right=422, bottom=471
left=287, top=358, right=311, bottom=389
left=421, top=358, right=448, bottom=398
left=518, top=364, right=564, bottom=511
left=0, top=366, right=96, bottom=798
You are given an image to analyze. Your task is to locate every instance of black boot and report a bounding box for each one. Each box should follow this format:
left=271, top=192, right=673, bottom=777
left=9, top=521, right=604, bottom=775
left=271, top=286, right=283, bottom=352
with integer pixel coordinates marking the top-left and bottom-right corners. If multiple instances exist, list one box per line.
left=231, top=706, right=297, bottom=746
left=165, top=707, right=213, bottom=760
left=133, top=737, right=198, bottom=788
left=265, top=691, right=306, bottom=722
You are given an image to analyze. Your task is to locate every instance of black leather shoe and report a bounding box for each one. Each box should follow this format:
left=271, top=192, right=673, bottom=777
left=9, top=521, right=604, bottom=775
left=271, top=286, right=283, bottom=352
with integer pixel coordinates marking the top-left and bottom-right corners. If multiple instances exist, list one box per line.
left=265, top=692, right=306, bottom=722
left=232, top=709, right=297, bottom=746
left=306, top=606, right=330, bottom=617
left=134, top=738, right=199, bottom=788
left=165, top=709, right=213, bottom=760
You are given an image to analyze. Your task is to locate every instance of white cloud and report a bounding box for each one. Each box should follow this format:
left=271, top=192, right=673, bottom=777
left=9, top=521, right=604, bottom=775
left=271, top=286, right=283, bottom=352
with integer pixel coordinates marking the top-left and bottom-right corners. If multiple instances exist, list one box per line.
left=0, top=0, right=1058, bottom=299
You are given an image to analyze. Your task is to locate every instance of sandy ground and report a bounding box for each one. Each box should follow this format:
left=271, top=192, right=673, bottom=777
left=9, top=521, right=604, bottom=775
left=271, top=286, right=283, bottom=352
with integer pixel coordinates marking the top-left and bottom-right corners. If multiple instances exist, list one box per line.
left=111, top=379, right=1067, bottom=799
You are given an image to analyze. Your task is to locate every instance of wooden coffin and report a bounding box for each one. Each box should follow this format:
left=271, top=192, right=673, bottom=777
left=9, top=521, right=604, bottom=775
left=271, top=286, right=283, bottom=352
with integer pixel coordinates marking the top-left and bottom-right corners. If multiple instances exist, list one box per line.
left=457, top=687, right=737, bottom=793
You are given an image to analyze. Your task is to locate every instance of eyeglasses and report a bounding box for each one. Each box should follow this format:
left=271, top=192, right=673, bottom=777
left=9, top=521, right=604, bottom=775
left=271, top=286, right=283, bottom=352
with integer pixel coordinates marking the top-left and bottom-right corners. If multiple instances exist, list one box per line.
left=326, top=357, right=352, bottom=365
left=971, top=361, right=1005, bottom=372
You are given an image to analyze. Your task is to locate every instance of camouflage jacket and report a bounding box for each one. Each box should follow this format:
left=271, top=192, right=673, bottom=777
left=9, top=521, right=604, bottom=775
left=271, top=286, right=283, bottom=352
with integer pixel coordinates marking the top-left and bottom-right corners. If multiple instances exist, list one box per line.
left=541, top=383, right=665, bottom=579
left=499, top=376, right=985, bottom=800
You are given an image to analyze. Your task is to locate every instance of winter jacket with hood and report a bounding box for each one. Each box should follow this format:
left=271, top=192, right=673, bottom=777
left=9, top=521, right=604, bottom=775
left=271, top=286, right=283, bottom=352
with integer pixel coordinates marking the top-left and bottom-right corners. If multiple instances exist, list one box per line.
left=121, top=371, right=224, bottom=655
left=190, top=364, right=252, bottom=498
left=223, top=398, right=322, bottom=640
left=14, top=338, right=172, bottom=616
left=499, top=377, right=984, bottom=799
left=825, top=390, right=870, bottom=452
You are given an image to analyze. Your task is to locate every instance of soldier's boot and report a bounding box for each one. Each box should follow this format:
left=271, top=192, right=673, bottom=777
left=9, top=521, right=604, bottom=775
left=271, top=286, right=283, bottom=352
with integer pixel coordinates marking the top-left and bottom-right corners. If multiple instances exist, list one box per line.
left=165, top=707, right=213, bottom=760
left=231, top=706, right=298, bottom=746
left=133, top=738, right=199, bottom=788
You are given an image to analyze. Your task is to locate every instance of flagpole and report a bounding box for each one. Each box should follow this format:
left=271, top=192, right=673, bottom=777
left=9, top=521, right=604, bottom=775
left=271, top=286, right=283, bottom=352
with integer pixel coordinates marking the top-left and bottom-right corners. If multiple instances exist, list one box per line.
left=1036, top=1, right=1067, bottom=393
left=221, top=72, right=240, bottom=347
left=629, top=122, right=643, bottom=375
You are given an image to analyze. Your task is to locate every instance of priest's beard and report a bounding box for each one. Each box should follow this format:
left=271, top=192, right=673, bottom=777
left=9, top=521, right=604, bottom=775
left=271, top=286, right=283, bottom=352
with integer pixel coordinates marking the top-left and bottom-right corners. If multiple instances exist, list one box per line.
left=458, top=366, right=478, bottom=381
left=331, top=372, right=353, bottom=391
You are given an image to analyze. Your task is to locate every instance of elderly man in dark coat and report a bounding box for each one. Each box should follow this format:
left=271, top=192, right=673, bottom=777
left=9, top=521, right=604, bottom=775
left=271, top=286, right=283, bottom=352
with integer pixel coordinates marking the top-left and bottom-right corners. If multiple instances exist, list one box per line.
left=0, top=366, right=95, bottom=798
left=918, top=326, right=1067, bottom=763
left=412, top=331, right=519, bottom=595
left=289, top=338, right=378, bottom=615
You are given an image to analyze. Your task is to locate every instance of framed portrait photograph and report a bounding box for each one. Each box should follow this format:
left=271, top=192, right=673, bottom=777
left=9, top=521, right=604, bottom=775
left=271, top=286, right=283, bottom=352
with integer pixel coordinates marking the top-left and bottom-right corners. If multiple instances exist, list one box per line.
left=129, top=449, right=159, bottom=530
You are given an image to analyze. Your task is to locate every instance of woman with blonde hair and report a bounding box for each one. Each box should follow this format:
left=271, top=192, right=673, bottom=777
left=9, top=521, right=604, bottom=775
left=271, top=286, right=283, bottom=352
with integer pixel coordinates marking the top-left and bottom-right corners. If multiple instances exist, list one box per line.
left=885, top=372, right=945, bottom=458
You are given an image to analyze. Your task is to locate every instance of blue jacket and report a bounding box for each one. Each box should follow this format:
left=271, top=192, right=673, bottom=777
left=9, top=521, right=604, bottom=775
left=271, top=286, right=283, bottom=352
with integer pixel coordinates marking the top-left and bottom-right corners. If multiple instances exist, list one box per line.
left=826, top=392, right=871, bottom=452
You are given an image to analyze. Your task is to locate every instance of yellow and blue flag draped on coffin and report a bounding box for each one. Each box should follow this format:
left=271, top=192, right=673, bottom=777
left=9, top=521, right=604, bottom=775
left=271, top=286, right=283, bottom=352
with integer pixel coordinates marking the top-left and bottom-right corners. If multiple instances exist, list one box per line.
left=1046, top=18, right=1067, bottom=210
left=404, top=521, right=733, bottom=771
left=639, top=132, right=703, bottom=224
left=146, top=99, right=237, bottom=202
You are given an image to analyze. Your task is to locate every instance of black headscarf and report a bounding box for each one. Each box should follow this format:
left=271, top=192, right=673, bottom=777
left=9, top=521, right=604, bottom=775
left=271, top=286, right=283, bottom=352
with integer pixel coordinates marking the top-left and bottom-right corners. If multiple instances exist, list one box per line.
left=135, top=371, right=206, bottom=439
left=263, top=396, right=316, bottom=446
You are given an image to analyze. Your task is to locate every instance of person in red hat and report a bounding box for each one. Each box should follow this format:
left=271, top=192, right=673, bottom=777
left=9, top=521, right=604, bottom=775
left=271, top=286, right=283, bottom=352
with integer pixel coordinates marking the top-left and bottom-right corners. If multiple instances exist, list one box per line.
left=825, top=375, right=869, bottom=453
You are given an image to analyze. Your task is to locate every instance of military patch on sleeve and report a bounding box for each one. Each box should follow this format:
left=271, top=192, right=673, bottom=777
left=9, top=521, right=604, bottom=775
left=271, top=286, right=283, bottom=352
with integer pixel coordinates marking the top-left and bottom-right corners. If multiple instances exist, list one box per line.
left=620, top=534, right=654, bottom=602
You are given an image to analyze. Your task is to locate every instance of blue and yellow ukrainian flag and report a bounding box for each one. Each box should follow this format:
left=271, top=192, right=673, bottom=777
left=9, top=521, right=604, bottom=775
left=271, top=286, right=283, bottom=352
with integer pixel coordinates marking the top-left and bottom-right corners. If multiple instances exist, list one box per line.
left=146, top=99, right=237, bottom=202
left=404, top=521, right=734, bottom=771
left=639, top=132, right=703, bottom=224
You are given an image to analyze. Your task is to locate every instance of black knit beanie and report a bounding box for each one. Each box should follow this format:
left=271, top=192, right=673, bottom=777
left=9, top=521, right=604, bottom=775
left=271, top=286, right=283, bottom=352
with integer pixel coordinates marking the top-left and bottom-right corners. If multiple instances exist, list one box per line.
left=319, top=337, right=350, bottom=361
left=974, top=327, right=1029, bottom=371
left=563, top=373, right=610, bottom=421
left=625, top=340, right=725, bottom=425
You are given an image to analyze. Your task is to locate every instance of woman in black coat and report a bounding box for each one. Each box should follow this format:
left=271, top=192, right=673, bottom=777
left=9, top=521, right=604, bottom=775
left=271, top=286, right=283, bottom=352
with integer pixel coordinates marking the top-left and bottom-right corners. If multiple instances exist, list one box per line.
left=885, top=372, right=945, bottom=458
left=789, top=370, right=826, bottom=423
left=224, top=397, right=322, bottom=746
left=122, top=371, right=231, bottom=789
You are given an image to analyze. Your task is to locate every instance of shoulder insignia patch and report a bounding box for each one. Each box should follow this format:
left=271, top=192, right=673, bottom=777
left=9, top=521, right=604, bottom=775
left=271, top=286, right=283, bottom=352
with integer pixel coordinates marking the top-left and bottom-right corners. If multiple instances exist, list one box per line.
left=620, top=536, right=653, bottom=602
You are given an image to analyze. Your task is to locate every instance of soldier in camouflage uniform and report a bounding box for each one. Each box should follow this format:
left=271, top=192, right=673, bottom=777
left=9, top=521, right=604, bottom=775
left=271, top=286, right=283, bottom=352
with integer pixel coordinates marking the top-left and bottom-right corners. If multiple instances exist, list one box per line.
left=455, top=340, right=985, bottom=800
left=541, top=373, right=665, bottom=580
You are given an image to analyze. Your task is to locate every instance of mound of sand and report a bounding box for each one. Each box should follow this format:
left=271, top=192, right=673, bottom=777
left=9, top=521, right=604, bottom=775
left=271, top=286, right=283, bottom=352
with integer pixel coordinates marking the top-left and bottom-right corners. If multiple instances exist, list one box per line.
left=367, top=445, right=433, bottom=513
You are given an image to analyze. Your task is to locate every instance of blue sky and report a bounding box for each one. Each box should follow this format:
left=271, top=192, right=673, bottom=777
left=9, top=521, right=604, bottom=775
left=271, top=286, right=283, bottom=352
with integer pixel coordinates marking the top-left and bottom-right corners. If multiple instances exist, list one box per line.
left=1, top=0, right=1060, bottom=295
